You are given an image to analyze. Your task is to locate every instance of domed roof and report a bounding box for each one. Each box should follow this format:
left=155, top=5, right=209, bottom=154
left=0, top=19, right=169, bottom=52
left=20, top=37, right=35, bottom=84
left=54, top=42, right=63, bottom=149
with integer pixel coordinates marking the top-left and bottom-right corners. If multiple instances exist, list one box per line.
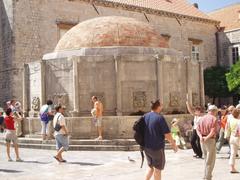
left=55, top=16, right=168, bottom=51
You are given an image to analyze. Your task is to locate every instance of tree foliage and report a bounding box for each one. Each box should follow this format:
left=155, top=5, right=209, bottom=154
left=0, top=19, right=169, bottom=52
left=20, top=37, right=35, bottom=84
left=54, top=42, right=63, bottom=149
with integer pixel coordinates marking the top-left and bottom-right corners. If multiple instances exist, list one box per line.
left=204, top=66, right=231, bottom=102
left=226, top=60, right=240, bottom=94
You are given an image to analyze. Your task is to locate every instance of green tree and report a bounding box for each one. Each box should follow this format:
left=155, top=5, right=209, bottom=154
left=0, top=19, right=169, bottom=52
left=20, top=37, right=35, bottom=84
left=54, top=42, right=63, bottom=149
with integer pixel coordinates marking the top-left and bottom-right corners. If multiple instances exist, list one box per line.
left=226, top=60, right=240, bottom=94
left=204, top=66, right=231, bottom=104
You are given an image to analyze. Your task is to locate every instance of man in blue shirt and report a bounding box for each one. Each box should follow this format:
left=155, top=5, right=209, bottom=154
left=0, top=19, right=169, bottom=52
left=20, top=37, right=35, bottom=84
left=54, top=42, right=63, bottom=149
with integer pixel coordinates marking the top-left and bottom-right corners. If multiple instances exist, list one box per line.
left=144, top=100, right=177, bottom=180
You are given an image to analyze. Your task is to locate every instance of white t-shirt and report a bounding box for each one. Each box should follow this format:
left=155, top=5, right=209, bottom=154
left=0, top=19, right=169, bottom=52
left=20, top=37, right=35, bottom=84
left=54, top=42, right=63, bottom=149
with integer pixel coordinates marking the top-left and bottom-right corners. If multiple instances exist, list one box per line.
left=193, top=116, right=201, bottom=130
left=40, top=104, right=52, bottom=115
left=53, top=112, right=67, bottom=135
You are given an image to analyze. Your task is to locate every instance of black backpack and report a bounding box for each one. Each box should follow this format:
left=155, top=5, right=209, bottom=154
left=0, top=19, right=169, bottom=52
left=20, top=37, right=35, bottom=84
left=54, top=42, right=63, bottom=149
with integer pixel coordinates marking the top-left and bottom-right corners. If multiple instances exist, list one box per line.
left=133, top=116, right=146, bottom=168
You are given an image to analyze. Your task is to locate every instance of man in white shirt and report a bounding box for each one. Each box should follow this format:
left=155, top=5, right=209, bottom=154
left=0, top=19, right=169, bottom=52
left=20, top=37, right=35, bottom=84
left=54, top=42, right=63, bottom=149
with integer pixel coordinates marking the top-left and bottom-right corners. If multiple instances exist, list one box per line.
left=53, top=105, right=69, bottom=163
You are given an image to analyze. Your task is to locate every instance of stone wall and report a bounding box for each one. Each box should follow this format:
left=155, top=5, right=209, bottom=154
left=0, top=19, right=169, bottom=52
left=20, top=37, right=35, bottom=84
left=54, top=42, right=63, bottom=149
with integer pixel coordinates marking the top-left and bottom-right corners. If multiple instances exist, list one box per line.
left=26, top=45, right=204, bottom=116
left=218, top=29, right=240, bottom=67
left=0, top=0, right=14, bottom=106
left=23, top=114, right=193, bottom=139
left=45, top=58, right=74, bottom=115
left=1, top=0, right=218, bottom=106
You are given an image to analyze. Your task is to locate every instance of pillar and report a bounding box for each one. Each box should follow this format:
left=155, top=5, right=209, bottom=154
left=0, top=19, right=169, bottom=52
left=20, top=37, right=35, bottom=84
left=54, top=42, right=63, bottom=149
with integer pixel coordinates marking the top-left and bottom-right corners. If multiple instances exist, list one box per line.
left=40, top=61, right=46, bottom=106
left=199, top=61, right=205, bottom=107
left=22, top=64, right=29, bottom=117
left=71, top=57, right=80, bottom=116
left=156, top=55, right=164, bottom=102
left=115, top=56, right=122, bottom=116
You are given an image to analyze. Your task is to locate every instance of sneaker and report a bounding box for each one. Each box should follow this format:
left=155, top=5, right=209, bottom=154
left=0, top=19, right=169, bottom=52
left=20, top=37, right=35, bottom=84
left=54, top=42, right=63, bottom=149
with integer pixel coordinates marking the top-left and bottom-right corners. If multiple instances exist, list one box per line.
left=8, top=158, right=13, bottom=162
left=16, top=158, right=23, bottom=162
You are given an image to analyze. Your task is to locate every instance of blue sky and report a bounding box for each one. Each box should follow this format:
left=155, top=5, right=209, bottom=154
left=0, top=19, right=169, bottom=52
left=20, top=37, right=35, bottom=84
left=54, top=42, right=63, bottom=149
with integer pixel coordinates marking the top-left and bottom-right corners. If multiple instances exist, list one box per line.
left=188, top=0, right=239, bottom=12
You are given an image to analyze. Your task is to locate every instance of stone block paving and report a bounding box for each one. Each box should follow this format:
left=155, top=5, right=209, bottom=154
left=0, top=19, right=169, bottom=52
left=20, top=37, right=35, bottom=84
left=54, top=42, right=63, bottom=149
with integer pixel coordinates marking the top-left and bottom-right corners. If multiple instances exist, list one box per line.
left=0, top=145, right=239, bottom=180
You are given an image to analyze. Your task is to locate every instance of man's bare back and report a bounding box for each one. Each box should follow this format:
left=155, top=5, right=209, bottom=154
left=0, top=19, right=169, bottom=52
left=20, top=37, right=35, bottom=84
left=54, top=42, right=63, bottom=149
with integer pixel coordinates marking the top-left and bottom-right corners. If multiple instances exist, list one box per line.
left=94, top=101, right=103, bottom=118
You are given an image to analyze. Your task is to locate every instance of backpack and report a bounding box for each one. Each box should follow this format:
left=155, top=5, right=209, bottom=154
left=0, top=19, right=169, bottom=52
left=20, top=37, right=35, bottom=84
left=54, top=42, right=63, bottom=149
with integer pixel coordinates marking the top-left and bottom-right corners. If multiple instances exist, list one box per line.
left=133, top=116, right=146, bottom=168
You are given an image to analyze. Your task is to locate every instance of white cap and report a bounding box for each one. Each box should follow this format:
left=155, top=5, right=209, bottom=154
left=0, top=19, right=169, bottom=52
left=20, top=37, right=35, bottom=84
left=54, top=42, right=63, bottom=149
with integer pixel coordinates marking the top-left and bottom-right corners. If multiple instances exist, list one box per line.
left=236, top=104, right=240, bottom=109
left=208, top=105, right=218, bottom=111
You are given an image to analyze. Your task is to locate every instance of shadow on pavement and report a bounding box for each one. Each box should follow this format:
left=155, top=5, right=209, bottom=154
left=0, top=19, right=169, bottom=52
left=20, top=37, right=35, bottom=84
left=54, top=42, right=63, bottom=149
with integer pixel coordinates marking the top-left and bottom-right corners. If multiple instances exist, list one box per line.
left=21, top=160, right=51, bottom=164
left=67, top=162, right=103, bottom=166
left=0, top=169, right=23, bottom=173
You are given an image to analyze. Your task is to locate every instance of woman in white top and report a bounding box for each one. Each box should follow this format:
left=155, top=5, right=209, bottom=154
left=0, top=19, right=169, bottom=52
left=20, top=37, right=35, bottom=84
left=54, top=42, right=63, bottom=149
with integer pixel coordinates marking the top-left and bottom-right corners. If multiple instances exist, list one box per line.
left=225, top=108, right=240, bottom=173
left=186, top=101, right=203, bottom=158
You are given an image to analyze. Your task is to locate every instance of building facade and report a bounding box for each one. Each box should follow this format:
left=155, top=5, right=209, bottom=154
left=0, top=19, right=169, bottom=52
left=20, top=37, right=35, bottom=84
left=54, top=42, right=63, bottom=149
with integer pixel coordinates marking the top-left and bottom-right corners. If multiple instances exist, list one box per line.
left=209, top=3, right=240, bottom=67
left=209, top=3, right=240, bottom=104
left=0, top=0, right=219, bottom=111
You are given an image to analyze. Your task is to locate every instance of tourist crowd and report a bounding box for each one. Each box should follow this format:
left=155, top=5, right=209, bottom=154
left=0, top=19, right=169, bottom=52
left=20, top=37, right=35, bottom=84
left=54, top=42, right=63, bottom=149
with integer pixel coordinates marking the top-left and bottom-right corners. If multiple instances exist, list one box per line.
left=0, top=96, right=103, bottom=163
left=0, top=97, right=240, bottom=180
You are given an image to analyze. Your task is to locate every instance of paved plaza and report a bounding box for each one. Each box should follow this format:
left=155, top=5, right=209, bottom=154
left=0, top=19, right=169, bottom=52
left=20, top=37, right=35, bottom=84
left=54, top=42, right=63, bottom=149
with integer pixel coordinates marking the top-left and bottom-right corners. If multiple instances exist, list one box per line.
left=0, top=145, right=239, bottom=180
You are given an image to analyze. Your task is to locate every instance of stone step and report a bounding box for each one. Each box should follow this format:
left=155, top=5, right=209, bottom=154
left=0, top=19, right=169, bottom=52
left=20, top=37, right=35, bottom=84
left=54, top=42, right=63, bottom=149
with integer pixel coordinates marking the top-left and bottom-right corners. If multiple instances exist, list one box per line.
left=21, top=138, right=137, bottom=146
left=0, top=134, right=173, bottom=151
left=0, top=142, right=140, bottom=151
left=0, top=137, right=137, bottom=146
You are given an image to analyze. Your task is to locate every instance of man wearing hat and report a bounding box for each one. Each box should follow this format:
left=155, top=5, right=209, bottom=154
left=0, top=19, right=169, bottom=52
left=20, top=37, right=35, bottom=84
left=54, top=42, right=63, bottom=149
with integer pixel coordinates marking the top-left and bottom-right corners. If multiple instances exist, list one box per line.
left=197, top=105, right=218, bottom=180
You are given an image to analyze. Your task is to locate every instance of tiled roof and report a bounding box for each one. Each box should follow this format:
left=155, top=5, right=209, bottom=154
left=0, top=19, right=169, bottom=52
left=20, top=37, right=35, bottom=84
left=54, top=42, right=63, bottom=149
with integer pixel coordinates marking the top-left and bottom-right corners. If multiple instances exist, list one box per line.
left=103, top=0, right=214, bottom=20
left=208, top=3, right=240, bottom=31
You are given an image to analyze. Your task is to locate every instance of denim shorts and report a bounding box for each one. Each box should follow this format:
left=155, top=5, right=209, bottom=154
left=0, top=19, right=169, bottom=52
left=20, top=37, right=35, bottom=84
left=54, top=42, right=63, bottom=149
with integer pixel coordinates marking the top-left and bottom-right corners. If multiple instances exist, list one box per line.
left=55, top=134, right=69, bottom=151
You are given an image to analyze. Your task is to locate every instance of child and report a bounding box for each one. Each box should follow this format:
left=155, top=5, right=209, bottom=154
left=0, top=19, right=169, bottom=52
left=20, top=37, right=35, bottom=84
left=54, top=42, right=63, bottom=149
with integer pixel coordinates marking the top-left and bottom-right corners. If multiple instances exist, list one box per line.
left=4, top=108, right=23, bottom=162
left=171, top=118, right=187, bottom=150
left=0, top=108, right=4, bottom=133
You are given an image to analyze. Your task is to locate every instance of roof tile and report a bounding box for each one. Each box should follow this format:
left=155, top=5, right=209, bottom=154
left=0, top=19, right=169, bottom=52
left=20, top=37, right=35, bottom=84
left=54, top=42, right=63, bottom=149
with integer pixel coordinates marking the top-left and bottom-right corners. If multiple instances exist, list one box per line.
left=104, top=0, right=213, bottom=20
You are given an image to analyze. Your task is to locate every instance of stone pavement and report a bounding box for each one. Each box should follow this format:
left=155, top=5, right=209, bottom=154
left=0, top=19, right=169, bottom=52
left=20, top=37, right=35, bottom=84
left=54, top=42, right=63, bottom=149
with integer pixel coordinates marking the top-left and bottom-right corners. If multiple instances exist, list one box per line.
left=0, top=145, right=239, bottom=180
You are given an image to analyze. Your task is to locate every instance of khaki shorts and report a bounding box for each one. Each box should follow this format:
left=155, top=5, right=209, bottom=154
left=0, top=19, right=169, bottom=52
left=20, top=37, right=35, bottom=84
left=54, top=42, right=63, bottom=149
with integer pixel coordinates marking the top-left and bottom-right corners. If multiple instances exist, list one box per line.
left=5, top=130, right=18, bottom=144
left=145, top=148, right=166, bottom=170
left=94, top=117, right=102, bottom=127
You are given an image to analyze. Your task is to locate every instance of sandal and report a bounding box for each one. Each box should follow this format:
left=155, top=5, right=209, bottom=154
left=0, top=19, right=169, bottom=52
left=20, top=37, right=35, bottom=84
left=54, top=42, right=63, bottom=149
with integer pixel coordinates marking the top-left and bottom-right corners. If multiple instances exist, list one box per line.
left=54, top=156, right=61, bottom=162
left=230, top=171, right=239, bottom=174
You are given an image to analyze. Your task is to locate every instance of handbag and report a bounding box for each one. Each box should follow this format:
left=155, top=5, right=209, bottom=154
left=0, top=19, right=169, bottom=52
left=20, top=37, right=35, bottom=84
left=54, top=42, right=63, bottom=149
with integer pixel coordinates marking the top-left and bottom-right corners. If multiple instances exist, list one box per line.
left=40, top=112, right=49, bottom=122
left=54, top=114, right=62, bottom=132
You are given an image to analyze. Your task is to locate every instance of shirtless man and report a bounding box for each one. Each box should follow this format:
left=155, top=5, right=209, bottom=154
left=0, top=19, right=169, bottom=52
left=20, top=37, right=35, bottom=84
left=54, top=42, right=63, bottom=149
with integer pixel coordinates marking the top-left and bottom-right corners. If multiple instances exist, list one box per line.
left=91, top=96, right=103, bottom=140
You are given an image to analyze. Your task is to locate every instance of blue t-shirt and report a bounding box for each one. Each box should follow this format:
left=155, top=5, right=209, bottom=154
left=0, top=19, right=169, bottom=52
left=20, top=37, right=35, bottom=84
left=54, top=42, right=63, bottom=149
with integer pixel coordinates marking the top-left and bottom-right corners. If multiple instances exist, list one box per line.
left=144, top=112, right=170, bottom=150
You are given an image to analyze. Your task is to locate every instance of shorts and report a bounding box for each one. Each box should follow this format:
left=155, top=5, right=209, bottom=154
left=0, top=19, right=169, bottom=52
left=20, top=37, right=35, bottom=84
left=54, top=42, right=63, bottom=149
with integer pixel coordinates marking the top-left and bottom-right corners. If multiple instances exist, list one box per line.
left=144, top=148, right=166, bottom=170
left=5, top=130, right=18, bottom=144
left=55, top=134, right=69, bottom=151
left=94, top=117, right=102, bottom=127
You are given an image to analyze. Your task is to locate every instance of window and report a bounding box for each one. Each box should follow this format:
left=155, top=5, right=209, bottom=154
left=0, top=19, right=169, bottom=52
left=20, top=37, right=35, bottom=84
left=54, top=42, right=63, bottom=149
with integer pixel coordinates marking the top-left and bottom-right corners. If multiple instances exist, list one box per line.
left=189, top=38, right=202, bottom=61
left=232, top=47, right=239, bottom=64
left=57, top=23, right=75, bottom=40
left=191, top=45, right=200, bottom=61
left=59, top=28, right=69, bottom=39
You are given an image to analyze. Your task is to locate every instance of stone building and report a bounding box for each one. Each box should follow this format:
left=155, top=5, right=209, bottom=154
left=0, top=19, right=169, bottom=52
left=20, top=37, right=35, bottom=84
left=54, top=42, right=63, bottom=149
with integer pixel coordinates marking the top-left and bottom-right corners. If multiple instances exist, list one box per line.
left=209, top=3, right=240, bottom=67
left=0, top=0, right=219, bottom=114
left=209, top=3, right=240, bottom=104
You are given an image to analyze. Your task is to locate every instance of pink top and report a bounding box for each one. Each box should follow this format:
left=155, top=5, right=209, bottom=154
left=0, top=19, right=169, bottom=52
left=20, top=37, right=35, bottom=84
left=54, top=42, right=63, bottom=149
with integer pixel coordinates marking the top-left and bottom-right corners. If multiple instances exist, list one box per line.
left=197, top=113, right=217, bottom=137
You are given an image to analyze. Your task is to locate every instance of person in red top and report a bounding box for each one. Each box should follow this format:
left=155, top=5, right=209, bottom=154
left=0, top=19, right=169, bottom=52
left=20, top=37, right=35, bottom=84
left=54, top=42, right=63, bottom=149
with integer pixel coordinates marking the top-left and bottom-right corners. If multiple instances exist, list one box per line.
left=4, top=108, right=23, bottom=162
left=216, top=106, right=229, bottom=153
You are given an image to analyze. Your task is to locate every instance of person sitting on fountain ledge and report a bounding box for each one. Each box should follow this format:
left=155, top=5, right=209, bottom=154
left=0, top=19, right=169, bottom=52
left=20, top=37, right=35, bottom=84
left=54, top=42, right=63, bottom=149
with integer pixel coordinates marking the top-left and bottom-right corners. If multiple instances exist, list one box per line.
left=91, top=96, right=104, bottom=141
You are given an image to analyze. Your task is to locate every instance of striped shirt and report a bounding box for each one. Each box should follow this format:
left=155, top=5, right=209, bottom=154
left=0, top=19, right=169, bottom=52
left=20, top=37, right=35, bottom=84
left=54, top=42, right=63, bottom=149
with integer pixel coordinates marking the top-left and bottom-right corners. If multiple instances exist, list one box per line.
left=197, top=113, right=217, bottom=137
